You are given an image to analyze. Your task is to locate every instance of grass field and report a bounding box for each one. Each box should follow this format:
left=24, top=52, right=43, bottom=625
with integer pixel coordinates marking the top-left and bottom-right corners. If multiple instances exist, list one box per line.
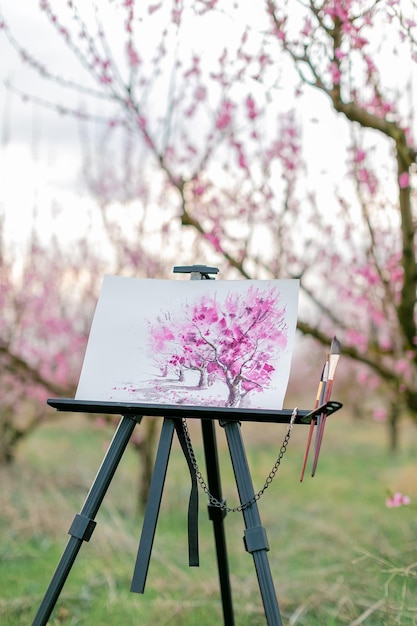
left=0, top=410, right=416, bottom=625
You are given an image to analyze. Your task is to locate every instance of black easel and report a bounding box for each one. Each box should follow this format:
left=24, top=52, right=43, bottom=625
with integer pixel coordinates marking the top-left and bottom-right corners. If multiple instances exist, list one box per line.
left=31, top=266, right=342, bottom=626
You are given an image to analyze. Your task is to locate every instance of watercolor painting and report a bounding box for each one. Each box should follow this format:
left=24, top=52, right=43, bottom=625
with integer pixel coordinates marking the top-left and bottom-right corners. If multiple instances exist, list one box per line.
left=75, top=275, right=299, bottom=410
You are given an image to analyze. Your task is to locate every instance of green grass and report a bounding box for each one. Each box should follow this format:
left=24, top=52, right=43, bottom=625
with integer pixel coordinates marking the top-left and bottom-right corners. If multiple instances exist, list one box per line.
left=1, top=412, right=417, bottom=625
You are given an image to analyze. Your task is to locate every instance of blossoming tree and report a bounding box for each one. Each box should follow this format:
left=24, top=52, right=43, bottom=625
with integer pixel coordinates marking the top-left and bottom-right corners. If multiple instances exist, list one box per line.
left=0, top=0, right=416, bottom=448
left=148, top=285, right=289, bottom=407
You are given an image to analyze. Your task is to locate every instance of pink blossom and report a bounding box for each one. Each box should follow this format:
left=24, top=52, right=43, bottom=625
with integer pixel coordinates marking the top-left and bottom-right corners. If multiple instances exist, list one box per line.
left=194, top=85, right=207, bottom=101
left=352, top=148, right=366, bottom=164
left=379, top=337, right=393, bottom=351
left=193, top=183, right=206, bottom=196
left=335, top=47, right=347, bottom=60
left=216, top=100, right=234, bottom=130
left=359, top=265, right=379, bottom=286
left=184, top=56, right=200, bottom=78
left=395, top=359, right=410, bottom=375
left=301, top=17, right=313, bottom=37
left=172, top=8, right=181, bottom=25
left=386, top=492, right=411, bottom=508
left=246, top=95, right=258, bottom=120
left=205, top=232, right=222, bottom=252
left=373, top=407, right=387, bottom=421
left=148, top=3, right=162, bottom=14
left=345, top=329, right=368, bottom=352
left=357, top=370, right=368, bottom=384
left=329, top=61, right=341, bottom=84
left=137, top=116, right=147, bottom=130
left=238, top=151, right=248, bottom=169
left=351, top=33, right=368, bottom=49
left=126, top=41, right=140, bottom=67
left=399, top=172, right=410, bottom=189
left=389, top=266, right=403, bottom=282
left=357, top=167, right=378, bottom=194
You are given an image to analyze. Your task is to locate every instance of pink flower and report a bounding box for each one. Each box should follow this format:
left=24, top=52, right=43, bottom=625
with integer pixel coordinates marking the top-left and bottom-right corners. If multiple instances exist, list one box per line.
left=352, top=148, right=366, bottom=163
left=386, top=492, right=411, bottom=508
left=215, top=100, right=234, bottom=130
left=194, top=85, right=207, bottom=101
left=395, top=358, right=411, bottom=375
left=238, top=152, right=248, bottom=169
left=399, top=172, right=410, bottom=189
left=126, top=41, right=140, bottom=67
left=301, top=17, right=313, bottom=37
left=193, top=183, right=206, bottom=196
left=335, top=47, right=347, bottom=60
left=373, top=407, right=387, bottom=422
left=205, top=232, right=222, bottom=252
left=148, top=3, right=162, bottom=14
left=246, top=95, right=258, bottom=120
left=329, top=61, right=341, bottom=84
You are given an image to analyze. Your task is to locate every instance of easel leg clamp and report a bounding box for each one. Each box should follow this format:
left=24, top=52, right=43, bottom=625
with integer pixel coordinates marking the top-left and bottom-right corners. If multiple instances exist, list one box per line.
left=207, top=502, right=227, bottom=522
left=244, top=525, right=270, bottom=554
left=68, top=514, right=97, bottom=542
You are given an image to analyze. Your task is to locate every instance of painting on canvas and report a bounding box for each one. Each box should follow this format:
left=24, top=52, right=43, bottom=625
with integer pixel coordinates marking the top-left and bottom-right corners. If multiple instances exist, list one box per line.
left=75, top=275, right=299, bottom=410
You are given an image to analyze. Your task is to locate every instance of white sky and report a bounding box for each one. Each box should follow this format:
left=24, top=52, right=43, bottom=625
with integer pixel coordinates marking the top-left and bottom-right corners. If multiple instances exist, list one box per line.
left=0, top=1, right=415, bottom=252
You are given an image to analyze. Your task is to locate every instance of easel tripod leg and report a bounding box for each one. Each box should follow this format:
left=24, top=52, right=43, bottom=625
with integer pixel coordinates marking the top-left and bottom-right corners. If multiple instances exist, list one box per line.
left=201, top=420, right=235, bottom=626
left=31, top=414, right=140, bottom=626
left=130, top=417, right=176, bottom=593
left=222, top=420, right=283, bottom=626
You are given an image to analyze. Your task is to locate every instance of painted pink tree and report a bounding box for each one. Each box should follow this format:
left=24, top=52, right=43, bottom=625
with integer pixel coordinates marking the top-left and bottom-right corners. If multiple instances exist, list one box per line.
left=148, top=285, right=289, bottom=407
left=149, top=309, right=215, bottom=387
left=0, top=0, right=416, bottom=441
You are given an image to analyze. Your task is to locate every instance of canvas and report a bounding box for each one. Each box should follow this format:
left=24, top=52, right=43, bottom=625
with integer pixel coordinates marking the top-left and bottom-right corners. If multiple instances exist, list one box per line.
left=75, top=275, right=299, bottom=410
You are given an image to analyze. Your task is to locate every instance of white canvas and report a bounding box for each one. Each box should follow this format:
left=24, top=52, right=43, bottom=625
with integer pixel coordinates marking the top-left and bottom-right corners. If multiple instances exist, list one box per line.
left=75, top=275, right=299, bottom=410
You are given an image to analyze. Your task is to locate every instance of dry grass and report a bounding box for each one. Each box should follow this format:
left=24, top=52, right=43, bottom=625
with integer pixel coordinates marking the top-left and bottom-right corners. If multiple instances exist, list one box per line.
left=1, top=410, right=417, bottom=625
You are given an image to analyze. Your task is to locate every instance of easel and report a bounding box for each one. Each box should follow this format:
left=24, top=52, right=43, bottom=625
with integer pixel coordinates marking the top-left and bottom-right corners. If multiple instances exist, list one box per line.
left=31, top=266, right=342, bottom=626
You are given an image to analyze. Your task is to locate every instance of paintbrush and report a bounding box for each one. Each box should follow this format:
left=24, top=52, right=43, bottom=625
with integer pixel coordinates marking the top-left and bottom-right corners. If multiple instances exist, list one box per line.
left=311, top=336, right=341, bottom=477
left=299, top=361, right=326, bottom=482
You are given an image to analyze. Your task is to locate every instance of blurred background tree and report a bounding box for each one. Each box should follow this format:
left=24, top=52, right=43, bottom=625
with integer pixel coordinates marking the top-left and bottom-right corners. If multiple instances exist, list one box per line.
left=0, top=0, right=416, bottom=479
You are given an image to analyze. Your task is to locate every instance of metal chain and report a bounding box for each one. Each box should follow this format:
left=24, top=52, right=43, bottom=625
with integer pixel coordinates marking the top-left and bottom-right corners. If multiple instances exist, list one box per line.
left=181, top=408, right=298, bottom=513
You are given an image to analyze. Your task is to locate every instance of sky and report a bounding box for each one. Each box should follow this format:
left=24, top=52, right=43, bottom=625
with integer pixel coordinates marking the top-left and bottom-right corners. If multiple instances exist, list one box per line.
left=0, top=2, right=349, bottom=247
left=0, top=3, right=106, bottom=247
left=0, top=1, right=414, bottom=255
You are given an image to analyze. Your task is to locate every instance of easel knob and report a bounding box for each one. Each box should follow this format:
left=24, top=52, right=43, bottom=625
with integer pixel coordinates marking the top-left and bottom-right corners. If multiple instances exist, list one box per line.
left=173, top=265, right=219, bottom=280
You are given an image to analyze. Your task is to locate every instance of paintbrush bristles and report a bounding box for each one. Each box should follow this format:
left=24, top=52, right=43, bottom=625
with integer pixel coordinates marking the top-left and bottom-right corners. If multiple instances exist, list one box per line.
left=328, top=354, right=340, bottom=380
left=328, top=336, right=341, bottom=380
left=330, top=336, right=341, bottom=355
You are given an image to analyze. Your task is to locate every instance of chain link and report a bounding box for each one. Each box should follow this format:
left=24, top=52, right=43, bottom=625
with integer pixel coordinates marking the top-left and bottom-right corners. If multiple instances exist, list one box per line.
left=181, top=408, right=298, bottom=513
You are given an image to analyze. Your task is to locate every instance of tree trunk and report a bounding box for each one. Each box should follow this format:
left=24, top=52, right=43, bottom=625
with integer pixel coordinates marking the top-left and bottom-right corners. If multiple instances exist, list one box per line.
left=0, top=409, right=24, bottom=464
left=226, top=377, right=242, bottom=408
left=388, top=401, right=399, bottom=453
left=197, top=365, right=208, bottom=389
